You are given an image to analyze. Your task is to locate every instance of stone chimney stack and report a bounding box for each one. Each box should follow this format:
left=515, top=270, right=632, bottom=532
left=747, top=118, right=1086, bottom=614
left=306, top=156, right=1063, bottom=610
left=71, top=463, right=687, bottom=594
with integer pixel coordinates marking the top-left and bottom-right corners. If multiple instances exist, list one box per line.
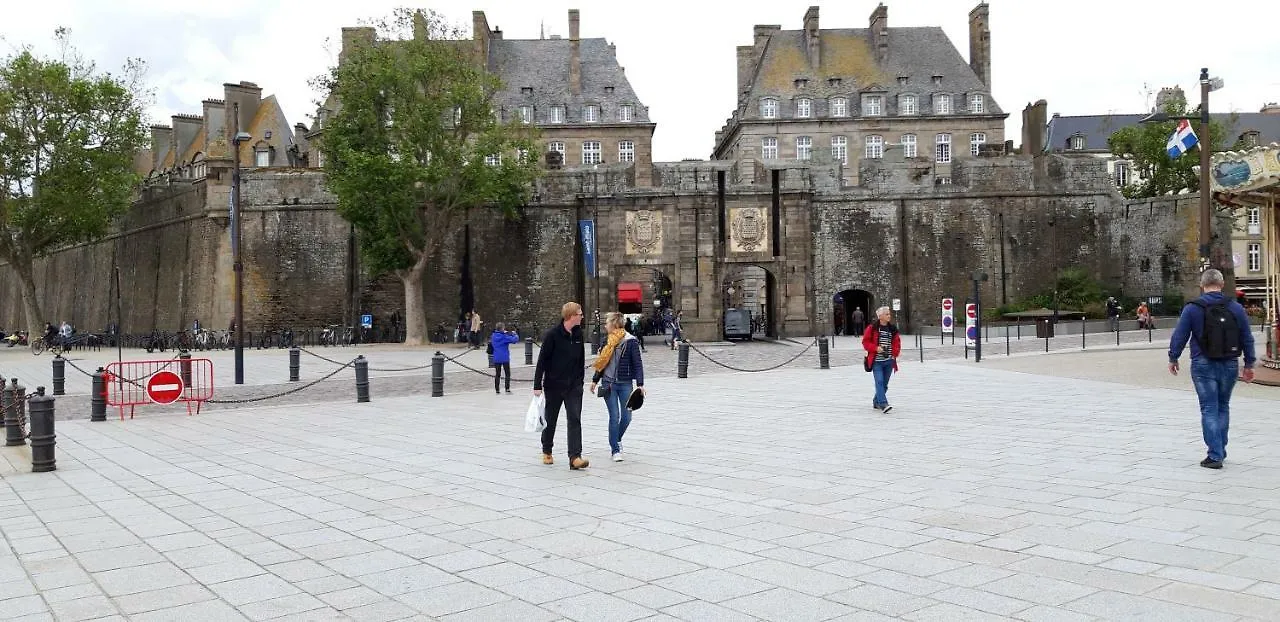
left=869, top=4, right=888, bottom=64
left=803, top=6, right=821, bottom=68
left=472, top=11, right=492, bottom=66
left=1021, top=100, right=1048, bottom=156
left=149, top=125, right=172, bottom=171
left=969, top=3, right=991, bottom=87
left=1261, top=102, right=1280, bottom=115
left=339, top=26, right=375, bottom=65
left=736, top=46, right=755, bottom=100
left=569, top=9, right=581, bottom=95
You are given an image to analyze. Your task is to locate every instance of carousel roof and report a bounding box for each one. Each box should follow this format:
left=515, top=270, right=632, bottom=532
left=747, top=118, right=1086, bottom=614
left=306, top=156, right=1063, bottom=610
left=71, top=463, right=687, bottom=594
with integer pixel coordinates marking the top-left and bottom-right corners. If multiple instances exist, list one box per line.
left=1208, top=142, right=1280, bottom=197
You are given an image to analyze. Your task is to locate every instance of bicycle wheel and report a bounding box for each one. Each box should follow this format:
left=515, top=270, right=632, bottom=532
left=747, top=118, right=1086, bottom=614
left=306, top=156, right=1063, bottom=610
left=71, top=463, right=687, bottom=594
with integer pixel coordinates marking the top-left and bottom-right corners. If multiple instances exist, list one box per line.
left=31, top=339, right=44, bottom=356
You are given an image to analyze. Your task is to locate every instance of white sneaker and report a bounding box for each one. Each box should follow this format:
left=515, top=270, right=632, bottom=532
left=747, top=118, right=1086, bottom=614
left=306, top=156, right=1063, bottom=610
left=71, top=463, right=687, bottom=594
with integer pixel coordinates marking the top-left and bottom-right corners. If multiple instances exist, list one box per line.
left=612, top=453, right=624, bottom=462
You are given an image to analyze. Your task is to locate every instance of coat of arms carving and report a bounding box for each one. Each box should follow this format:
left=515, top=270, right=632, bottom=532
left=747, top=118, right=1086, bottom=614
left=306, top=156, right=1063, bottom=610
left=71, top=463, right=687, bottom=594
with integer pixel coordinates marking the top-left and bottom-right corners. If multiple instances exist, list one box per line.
left=625, top=210, right=663, bottom=255
left=730, top=207, right=767, bottom=253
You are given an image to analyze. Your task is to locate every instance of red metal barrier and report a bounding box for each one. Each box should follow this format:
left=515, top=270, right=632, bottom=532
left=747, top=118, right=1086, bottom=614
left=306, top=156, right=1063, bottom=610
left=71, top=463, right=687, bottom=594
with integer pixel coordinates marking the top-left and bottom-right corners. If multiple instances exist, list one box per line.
left=104, top=358, right=214, bottom=420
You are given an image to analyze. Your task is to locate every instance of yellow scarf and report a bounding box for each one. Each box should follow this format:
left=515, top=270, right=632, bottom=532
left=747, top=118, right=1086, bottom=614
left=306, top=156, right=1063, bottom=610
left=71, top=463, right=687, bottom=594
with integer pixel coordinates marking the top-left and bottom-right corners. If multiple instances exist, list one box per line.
left=593, top=329, right=627, bottom=373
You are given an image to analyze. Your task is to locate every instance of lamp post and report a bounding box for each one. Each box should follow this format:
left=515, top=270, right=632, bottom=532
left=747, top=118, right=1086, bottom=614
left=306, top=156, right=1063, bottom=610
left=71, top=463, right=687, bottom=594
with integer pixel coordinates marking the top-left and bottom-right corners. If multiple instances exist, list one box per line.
left=1139, top=68, right=1223, bottom=273
left=230, top=104, right=252, bottom=385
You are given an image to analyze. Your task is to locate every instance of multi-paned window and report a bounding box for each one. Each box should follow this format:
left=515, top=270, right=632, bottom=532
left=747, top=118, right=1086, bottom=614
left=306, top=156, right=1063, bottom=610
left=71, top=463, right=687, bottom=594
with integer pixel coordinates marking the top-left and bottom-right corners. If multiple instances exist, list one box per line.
left=618, top=140, right=635, bottom=162
left=582, top=141, right=601, bottom=164
left=584, top=105, right=599, bottom=122
left=518, top=106, right=532, bottom=124
left=484, top=153, right=501, bottom=166
left=864, top=135, right=883, bottom=159
left=970, top=94, right=985, bottom=114
left=934, top=94, right=952, bottom=115
left=796, top=136, right=812, bottom=160
left=254, top=150, right=270, bottom=167
left=900, top=94, right=917, bottom=115
left=796, top=97, right=812, bottom=118
left=935, top=133, right=952, bottom=163
left=1248, top=243, right=1262, bottom=272
left=761, top=137, right=778, bottom=159
left=760, top=98, right=778, bottom=119
left=550, top=106, right=565, bottom=123
left=619, top=104, right=633, bottom=122
left=902, top=134, right=917, bottom=158
left=1114, top=161, right=1130, bottom=188
left=862, top=95, right=883, bottom=116
left=970, top=132, right=986, bottom=156
left=830, top=97, right=848, bottom=117
left=831, top=136, right=848, bottom=165
left=1248, top=206, right=1261, bottom=234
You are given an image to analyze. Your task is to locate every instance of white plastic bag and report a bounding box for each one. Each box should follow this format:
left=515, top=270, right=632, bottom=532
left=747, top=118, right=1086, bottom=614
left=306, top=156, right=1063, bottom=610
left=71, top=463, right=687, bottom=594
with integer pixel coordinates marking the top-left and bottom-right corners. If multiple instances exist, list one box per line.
left=525, top=395, right=546, bottom=433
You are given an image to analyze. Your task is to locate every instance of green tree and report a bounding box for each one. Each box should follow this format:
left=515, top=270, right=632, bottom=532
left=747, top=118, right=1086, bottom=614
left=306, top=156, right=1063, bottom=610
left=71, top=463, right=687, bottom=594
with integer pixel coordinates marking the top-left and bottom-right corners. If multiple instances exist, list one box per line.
left=1107, top=92, right=1230, bottom=199
left=318, top=9, right=540, bottom=345
left=0, top=31, right=148, bottom=334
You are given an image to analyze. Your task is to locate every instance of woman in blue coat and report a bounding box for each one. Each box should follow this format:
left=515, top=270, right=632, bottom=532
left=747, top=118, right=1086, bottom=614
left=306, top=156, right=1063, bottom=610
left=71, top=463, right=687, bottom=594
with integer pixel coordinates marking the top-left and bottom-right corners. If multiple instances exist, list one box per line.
left=490, top=323, right=520, bottom=394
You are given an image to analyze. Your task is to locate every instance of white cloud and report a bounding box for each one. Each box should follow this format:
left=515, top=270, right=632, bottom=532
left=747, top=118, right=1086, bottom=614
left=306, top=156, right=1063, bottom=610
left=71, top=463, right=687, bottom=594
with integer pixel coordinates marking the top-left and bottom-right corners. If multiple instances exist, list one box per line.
left=3, top=0, right=1276, bottom=161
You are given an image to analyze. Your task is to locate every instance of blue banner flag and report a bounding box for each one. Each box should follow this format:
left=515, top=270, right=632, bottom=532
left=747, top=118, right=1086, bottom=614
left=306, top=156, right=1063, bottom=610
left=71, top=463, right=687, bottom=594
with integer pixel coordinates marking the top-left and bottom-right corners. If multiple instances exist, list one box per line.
left=579, top=220, right=597, bottom=277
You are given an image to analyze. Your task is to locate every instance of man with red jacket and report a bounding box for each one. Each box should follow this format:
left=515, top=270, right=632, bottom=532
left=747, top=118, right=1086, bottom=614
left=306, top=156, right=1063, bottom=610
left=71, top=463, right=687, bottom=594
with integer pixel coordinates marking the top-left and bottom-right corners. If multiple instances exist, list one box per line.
left=862, top=306, right=901, bottom=413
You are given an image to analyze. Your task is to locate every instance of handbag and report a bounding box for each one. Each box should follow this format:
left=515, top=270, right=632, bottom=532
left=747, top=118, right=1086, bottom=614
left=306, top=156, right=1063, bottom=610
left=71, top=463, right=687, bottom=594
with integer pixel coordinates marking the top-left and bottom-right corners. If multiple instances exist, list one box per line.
left=596, top=383, right=609, bottom=398
left=863, top=355, right=873, bottom=373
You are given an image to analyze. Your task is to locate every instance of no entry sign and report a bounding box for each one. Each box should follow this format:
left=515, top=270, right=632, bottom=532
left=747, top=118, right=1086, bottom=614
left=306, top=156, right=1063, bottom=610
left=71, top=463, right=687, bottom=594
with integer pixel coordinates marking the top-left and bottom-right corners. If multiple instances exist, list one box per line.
left=965, top=303, right=978, bottom=347
left=146, top=370, right=185, bottom=405
left=941, top=298, right=954, bottom=334
left=942, top=298, right=953, bottom=312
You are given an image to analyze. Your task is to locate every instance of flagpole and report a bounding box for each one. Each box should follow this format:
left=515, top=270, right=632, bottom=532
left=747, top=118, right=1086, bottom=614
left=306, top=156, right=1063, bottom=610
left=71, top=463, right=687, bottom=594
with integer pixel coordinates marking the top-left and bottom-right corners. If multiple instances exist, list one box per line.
left=1199, top=67, right=1212, bottom=274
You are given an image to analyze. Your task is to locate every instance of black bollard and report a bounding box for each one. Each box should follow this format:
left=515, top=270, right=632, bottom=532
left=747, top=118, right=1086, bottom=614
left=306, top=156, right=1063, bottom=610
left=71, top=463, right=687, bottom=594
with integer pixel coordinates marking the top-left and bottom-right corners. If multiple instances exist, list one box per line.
left=91, top=369, right=107, bottom=422
left=1116, top=324, right=1121, bottom=347
left=354, top=356, right=370, bottom=403
left=3, top=379, right=23, bottom=447
left=818, top=336, right=830, bottom=369
left=289, top=347, right=300, bottom=382
left=677, top=341, right=690, bottom=379
left=1006, top=329, right=1010, bottom=356
left=431, top=351, right=445, bottom=397
left=524, top=338, right=534, bottom=365
left=179, top=350, right=193, bottom=389
left=591, top=324, right=601, bottom=355
left=1081, top=316, right=1087, bottom=350
left=29, top=389, right=55, bottom=473
left=52, top=356, right=66, bottom=396
left=1148, top=322, right=1153, bottom=343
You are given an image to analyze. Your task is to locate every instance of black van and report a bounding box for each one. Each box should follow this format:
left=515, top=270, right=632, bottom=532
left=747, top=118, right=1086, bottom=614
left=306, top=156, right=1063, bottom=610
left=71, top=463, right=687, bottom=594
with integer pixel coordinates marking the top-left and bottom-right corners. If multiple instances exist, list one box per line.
left=724, top=309, right=753, bottom=341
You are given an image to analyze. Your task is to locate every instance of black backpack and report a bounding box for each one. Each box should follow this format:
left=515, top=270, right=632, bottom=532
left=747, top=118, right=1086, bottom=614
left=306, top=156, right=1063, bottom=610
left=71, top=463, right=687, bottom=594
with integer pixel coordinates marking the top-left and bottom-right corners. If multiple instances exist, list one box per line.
left=1190, top=300, right=1241, bottom=359
left=486, top=339, right=494, bottom=355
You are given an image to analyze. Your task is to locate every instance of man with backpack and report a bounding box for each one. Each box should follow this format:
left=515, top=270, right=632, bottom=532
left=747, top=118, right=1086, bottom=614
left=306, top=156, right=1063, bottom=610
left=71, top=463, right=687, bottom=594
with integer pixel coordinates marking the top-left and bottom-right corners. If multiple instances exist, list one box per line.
left=1168, top=269, right=1256, bottom=469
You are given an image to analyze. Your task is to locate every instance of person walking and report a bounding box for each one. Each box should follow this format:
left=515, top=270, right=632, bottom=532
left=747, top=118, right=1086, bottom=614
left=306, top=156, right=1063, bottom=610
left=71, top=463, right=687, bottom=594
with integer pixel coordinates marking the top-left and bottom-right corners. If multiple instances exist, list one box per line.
left=1106, top=297, right=1122, bottom=332
left=533, top=302, right=590, bottom=470
left=590, top=312, right=646, bottom=462
left=1168, top=269, right=1256, bottom=469
left=862, top=306, right=901, bottom=413
left=490, top=323, right=520, bottom=394
left=851, top=307, right=865, bottom=338
left=670, top=311, right=683, bottom=350
left=470, top=310, right=483, bottom=347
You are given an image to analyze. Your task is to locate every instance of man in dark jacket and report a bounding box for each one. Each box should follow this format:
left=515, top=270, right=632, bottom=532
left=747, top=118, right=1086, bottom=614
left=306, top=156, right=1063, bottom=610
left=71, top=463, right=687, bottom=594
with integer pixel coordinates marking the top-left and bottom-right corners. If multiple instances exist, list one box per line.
left=533, top=302, right=589, bottom=470
left=1169, top=269, right=1256, bottom=469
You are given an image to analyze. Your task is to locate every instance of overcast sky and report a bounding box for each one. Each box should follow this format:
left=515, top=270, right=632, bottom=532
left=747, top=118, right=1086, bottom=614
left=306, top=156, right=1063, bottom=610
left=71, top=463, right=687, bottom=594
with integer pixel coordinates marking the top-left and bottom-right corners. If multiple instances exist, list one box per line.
left=4, top=0, right=1278, bottom=161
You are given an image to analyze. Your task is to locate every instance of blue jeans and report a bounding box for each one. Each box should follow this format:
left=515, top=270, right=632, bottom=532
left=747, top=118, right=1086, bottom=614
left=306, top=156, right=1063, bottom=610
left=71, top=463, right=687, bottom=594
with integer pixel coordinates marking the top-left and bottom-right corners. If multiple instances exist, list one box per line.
left=1190, top=357, right=1238, bottom=462
left=604, top=380, right=634, bottom=454
left=872, top=359, right=894, bottom=407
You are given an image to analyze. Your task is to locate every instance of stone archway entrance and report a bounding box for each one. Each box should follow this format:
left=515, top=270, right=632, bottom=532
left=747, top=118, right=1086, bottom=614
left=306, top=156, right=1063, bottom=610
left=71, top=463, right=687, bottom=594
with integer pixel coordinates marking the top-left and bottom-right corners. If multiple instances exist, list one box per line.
left=722, top=264, right=778, bottom=340
left=613, top=265, right=674, bottom=341
left=834, top=289, right=874, bottom=337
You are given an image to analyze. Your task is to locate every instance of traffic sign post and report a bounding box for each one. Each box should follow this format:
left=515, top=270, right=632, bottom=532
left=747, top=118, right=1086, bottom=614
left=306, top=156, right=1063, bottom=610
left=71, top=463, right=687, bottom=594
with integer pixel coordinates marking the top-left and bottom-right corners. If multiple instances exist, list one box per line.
left=146, top=370, right=184, bottom=405
left=941, top=298, right=954, bottom=334
left=965, top=303, right=977, bottom=349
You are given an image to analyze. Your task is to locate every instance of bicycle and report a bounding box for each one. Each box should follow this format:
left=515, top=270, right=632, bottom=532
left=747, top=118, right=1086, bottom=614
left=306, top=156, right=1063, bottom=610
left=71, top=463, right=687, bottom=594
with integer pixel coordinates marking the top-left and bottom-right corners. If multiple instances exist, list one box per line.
left=30, top=337, right=63, bottom=357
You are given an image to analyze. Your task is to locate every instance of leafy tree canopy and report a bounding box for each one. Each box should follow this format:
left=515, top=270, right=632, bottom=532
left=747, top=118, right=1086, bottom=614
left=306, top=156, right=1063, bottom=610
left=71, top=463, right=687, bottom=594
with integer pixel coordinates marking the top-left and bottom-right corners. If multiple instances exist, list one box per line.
left=1107, top=92, right=1231, bottom=199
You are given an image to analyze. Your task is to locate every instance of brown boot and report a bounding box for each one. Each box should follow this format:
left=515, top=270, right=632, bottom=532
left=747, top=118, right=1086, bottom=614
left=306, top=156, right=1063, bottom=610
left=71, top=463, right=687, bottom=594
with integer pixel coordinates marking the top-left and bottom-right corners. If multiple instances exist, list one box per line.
left=541, top=454, right=554, bottom=465
left=570, top=456, right=590, bottom=470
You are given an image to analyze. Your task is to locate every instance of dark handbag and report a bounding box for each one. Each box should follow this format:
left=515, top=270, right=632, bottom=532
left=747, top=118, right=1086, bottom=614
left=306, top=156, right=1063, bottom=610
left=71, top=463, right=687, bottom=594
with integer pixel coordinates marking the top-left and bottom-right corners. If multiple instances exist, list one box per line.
left=863, top=355, right=873, bottom=372
left=596, top=383, right=609, bottom=398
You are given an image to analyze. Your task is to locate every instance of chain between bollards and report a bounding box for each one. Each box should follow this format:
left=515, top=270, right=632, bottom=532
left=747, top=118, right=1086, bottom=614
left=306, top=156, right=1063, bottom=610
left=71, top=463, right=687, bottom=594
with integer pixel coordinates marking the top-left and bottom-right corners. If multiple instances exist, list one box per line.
left=431, top=351, right=445, bottom=397
left=818, top=336, right=830, bottom=369
left=91, top=369, right=107, bottom=422
left=52, top=356, right=66, bottom=396
left=677, top=341, right=690, bottom=379
left=354, top=355, right=370, bottom=403
left=29, top=387, right=55, bottom=473
left=289, top=346, right=300, bottom=382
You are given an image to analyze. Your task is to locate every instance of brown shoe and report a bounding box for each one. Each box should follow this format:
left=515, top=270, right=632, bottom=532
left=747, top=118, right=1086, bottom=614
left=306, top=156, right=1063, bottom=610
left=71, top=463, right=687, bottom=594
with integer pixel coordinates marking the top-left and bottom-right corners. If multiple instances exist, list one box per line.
left=541, top=454, right=554, bottom=465
left=570, top=457, right=590, bottom=470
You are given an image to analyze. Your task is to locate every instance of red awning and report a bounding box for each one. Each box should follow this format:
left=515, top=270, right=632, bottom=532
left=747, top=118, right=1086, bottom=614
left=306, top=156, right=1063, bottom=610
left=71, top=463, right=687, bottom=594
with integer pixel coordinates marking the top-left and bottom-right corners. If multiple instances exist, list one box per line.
left=617, top=282, right=643, bottom=304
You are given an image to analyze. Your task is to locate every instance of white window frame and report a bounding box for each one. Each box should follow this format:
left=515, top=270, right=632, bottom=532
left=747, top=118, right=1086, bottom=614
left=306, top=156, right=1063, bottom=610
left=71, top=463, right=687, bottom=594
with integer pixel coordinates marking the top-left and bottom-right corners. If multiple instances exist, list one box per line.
left=970, top=132, right=986, bottom=156
left=935, top=133, right=952, bottom=164
left=582, top=141, right=602, bottom=165
left=254, top=150, right=270, bottom=167
left=760, top=98, right=778, bottom=119
left=831, top=136, right=848, bottom=165
left=900, top=94, right=917, bottom=116
left=549, top=141, right=565, bottom=155
left=516, top=148, right=529, bottom=163
left=761, top=137, right=778, bottom=160
left=862, top=95, right=883, bottom=117
left=1070, top=135, right=1085, bottom=150
left=796, top=136, right=812, bottom=160
left=550, top=105, right=565, bottom=124
left=970, top=93, right=985, bottom=114
left=796, top=97, right=812, bottom=118
left=1248, top=243, right=1262, bottom=272
left=864, top=135, right=883, bottom=159
left=902, top=134, right=917, bottom=158
left=484, top=153, right=501, bottom=166
left=618, top=140, right=635, bottom=163
left=1248, top=206, right=1261, bottom=234
left=619, top=104, right=633, bottom=122
left=1114, top=160, right=1130, bottom=188
left=830, top=97, right=848, bottom=117
left=935, top=94, right=952, bottom=115
left=584, top=105, right=599, bottom=123
left=518, top=106, right=532, bottom=124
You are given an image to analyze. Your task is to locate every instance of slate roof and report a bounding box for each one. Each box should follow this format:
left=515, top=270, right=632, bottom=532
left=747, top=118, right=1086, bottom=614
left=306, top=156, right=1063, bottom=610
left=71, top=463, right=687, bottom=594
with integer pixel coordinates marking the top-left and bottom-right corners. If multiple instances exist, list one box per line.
left=1046, top=112, right=1280, bottom=153
left=487, top=38, right=651, bottom=125
left=738, top=27, right=1003, bottom=119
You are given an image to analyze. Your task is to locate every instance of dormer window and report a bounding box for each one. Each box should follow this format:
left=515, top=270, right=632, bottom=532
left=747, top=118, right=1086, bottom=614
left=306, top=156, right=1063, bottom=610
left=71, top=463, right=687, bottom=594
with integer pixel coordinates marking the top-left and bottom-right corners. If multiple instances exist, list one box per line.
left=934, top=94, right=952, bottom=115
left=1242, top=130, right=1260, bottom=148
left=518, top=106, right=532, bottom=124
left=795, top=79, right=809, bottom=89
left=760, top=97, right=778, bottom=119
left=619, top=104, right=633, bottom=122
left=1069, top=134, right=1085, bottom=150
left=862, top=95, right=883, bottom=117
left=830, top=97, right=848, bottom=117
left=550, top=105, right=565, bottom=124
left=899, top=94, right=917, bottom=116
left=969, top=94, right=985, bottom=114
left=521, top=87, right=534, bottom=95
left=795, top=97, right=812, bottom=118
left=584, top=105, right=599, bottom=122
left=255, top=149, right=270, bottom=167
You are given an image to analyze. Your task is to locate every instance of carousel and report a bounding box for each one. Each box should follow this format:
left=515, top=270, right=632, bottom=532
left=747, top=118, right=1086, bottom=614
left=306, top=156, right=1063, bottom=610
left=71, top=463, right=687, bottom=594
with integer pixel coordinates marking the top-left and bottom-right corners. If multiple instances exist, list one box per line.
left=1209, top=142, right=1280, bottom=380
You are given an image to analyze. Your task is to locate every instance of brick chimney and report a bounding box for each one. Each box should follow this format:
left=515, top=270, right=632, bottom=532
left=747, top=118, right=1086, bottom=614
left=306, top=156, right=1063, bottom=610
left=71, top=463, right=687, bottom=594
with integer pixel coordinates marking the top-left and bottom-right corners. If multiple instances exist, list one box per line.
left=472, top=11, right=492, bottom=66
left=569, top=9, right=581, bottom=95
left=969, top=3, right=991, bottom=87
left=869, top=4, right=888, bottom=64
left=803, top=6, right=820, bottom=68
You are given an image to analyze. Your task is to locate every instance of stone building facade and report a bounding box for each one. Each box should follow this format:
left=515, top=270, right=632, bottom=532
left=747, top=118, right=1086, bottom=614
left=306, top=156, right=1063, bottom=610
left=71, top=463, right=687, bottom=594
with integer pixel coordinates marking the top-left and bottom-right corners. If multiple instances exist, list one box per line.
left=713, top=4, right=1006, bottom=186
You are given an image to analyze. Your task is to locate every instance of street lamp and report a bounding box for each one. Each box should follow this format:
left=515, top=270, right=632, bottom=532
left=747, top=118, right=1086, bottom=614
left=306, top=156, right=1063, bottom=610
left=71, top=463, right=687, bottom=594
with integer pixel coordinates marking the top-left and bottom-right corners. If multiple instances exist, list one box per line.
left=230, top=107, right=252, bottom=385
left=1139, top=68, right=1223, bottom=273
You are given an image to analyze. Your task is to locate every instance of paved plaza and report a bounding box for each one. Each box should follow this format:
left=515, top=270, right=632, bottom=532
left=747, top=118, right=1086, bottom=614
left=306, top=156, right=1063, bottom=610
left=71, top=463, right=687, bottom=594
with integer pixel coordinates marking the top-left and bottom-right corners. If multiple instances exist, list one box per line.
left=2, top=346, right=1280, bottom=621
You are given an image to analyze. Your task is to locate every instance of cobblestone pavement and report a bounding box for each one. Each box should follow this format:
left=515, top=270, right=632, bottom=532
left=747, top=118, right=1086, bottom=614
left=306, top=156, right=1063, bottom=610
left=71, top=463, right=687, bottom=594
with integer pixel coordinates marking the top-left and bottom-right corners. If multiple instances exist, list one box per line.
left=2, top=354, right=1279, bottom=620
